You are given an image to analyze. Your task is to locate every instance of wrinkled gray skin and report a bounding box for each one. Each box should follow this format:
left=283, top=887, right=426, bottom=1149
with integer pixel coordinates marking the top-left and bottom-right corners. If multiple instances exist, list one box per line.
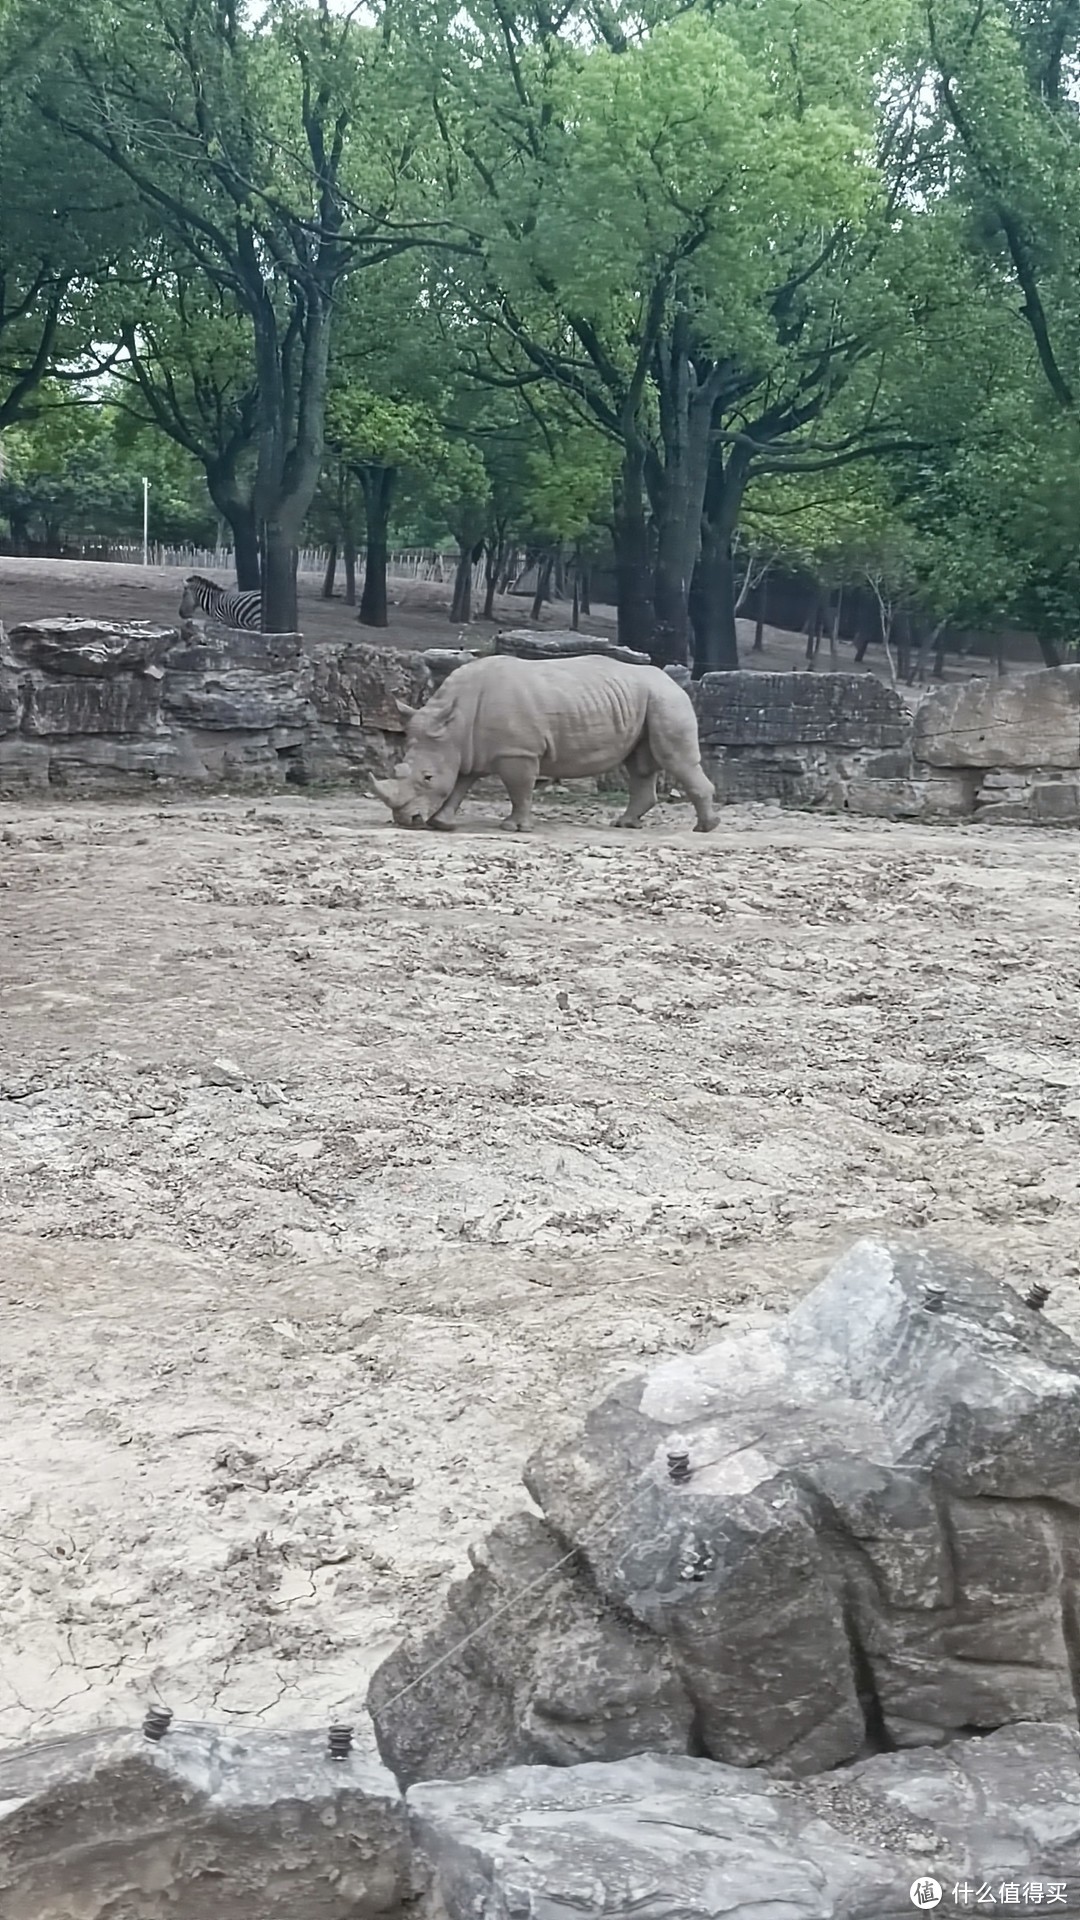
left=371, top=655, right=719, bottom=834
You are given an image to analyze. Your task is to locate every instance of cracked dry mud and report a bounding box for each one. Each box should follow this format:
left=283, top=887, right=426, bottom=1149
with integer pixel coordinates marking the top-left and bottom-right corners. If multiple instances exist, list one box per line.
left=0, top=791, right=1078, bottom=1753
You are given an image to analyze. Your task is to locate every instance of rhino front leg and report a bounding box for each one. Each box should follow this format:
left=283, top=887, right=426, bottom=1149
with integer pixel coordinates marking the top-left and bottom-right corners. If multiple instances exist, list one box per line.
left=492, top=754, right=539, bottom=832
left=428, top=773, right=476, bottom=831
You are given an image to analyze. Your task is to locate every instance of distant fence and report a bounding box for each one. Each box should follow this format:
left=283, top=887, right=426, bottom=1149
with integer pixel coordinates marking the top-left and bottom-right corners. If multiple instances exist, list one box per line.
left=101, top=544, right=472, bottom=583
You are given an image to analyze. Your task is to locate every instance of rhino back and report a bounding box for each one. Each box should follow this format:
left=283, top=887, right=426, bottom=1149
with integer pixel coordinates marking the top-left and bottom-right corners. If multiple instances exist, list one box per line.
left=463, top=656, right=653, bottom=776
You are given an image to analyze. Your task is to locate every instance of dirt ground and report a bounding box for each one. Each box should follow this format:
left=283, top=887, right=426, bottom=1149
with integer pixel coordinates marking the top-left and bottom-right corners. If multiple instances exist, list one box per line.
left=1, top=785, right=1078, bottom=1756
left=0, top=552, right=1010, bottom=682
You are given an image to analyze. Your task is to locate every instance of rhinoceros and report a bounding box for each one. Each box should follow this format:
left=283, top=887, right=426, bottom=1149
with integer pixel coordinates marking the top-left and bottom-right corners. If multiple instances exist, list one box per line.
left=370, top=653, right=719, bottom=834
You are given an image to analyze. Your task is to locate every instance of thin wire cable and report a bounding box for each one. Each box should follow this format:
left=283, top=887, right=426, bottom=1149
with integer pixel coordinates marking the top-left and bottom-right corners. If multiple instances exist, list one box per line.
left=369, top=1468, right=687, bottom=1718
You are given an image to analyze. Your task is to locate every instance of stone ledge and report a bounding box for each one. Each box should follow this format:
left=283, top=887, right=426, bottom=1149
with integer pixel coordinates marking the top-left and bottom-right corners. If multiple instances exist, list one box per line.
left=0, top=1723, right=409, bottom=1920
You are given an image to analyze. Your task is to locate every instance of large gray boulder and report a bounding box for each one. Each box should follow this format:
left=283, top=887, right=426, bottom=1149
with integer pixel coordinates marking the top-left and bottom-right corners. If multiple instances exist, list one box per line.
left=409, top=1725, right=1080, bottom=1919
left=370, top=1239, right=1080, bottom=1784
left=1, top=620, right=172, bottom=739
left=495, top=628, right=652, bottom=666
left=913, top=665, right=1080, bottom=768
left=0, top=1724, right=409, bottom=1920
left=302, top=642, right=432, bottom=734
left=367, top=1512, right=694, bottom=1788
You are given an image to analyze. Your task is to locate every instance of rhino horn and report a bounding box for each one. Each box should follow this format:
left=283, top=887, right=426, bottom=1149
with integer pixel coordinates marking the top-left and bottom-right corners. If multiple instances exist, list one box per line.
left=393, top=699, right=418, bottom=725
left=371, top=775, right=405, bottom=810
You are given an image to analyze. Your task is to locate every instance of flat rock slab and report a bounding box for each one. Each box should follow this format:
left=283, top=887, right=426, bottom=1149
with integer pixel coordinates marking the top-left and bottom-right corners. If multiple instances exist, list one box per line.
left=409, top=1725, right=1080, bottom=1919
left=694, top=671, right=907, bottom=749
left=495, top=629, right=652, bottom=666
left=0, top=1724, right=409, bottom=1920
left=163, top=669, right=311, bottom=732
left=166, top=623, right=303, bottom=674
left=5, top=619, right=176, bottom=676
left=371, top=1238, right=1080, bottom=1784
left=913, top=666, right=1080, bottom=768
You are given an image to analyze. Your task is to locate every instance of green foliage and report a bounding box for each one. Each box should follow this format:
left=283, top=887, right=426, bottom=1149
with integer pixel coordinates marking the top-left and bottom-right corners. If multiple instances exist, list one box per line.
left=2, top=0, right=1080, bottom=653
left=1, top=396, right=216, bottom=547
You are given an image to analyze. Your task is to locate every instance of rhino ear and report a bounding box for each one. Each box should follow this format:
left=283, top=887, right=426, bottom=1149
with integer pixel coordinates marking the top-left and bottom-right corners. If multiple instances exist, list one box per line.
left=393, top=699, right=418, bottom=726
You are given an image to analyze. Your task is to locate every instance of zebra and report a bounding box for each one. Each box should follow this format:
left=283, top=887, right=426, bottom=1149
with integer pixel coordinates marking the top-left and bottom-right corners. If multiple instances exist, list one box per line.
left=179, top=573, right=263, bottom=631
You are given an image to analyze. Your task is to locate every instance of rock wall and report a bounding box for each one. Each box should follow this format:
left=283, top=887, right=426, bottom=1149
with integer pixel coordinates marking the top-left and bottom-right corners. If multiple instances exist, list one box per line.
left=5, top=1717, right=1080, bottom=1918
left=690, top=666, right=1080, bottom=824
left=0, top=619, right=427, bottom=795
left=1, top=615, right=1077, bottom=824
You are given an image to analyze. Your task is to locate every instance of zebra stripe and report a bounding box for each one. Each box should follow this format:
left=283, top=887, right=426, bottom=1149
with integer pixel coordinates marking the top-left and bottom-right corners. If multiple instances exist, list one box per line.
left=181, top=573, right=263, bottom=631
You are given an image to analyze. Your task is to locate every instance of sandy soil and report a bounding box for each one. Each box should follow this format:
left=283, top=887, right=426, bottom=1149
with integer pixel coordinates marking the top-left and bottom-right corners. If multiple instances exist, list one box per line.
left=1, top=789, right=1078, bottom=1755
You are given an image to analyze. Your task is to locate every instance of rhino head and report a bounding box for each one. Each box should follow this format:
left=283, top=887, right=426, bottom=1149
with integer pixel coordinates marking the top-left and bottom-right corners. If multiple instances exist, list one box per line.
left=371, top=701, right=460, bottom=828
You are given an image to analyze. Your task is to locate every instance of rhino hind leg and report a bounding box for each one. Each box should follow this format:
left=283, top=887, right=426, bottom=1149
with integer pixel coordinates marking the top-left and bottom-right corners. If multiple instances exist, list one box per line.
left=615, top=742, right=659, bottom=828
left=491, top=754, right=539, bottom=832
left=644, top=701, right=719, bottom=832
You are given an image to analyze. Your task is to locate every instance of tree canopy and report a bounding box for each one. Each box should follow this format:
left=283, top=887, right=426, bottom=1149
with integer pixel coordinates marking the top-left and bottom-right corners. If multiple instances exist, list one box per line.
left=0, top=0, right=1077, bottom=664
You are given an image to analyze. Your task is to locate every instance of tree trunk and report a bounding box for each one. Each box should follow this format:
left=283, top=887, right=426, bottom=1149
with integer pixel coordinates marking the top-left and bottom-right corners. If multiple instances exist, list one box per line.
left=690, top=526, right=740, bottom=673
left=531, top=551, right=555, bottom=621
left=895, top=610, right=913, bottom=684
left=344, top=532, right=357, bottom=607
left=805, top=594, right=826, bottom=668
left=230, top=505, right=262, bottom=592
left=913, top=619, right=945, bottom=684
left=579, top=566, right=591, bottom=616
left=646, top=319, right=719, bottom=669
left=690, top=444, right=749, bottom=675
left=753, top=577, right=767, bottom=651
left=483, top=563, right=499, bottom=620
left=572, top=566, right=580, bottom=631
left=322, top=542, right=338, bottom=600
left=248, top=277, right=335, bottom=636
left=358, top=466, right=395, bottom=628
left=652, top=541, right=694, bottom=667
left=1034, top=633, right=1064, bottom=667
left=450, top=540, right=483, bottom=623
left=612, top=456, right=655, bottom=655
left=261, top=523, right=298, bottom=632
left=830, top=590, right=843, bottom=657
left=482, top=539, right=504, bottom=620
left=934, top=629, right=948, bottom=678
left=206, top=474, right=261, bottom=592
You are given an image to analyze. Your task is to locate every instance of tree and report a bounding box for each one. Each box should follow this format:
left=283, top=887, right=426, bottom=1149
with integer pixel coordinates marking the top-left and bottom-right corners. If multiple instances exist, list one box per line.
left=21, top=0, right=442, bottom=629
left=428, top=0, right=924, bottom=666
left=326, top=387, right=454, bottom=625
left=108, top=277, right=262, bottom=587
